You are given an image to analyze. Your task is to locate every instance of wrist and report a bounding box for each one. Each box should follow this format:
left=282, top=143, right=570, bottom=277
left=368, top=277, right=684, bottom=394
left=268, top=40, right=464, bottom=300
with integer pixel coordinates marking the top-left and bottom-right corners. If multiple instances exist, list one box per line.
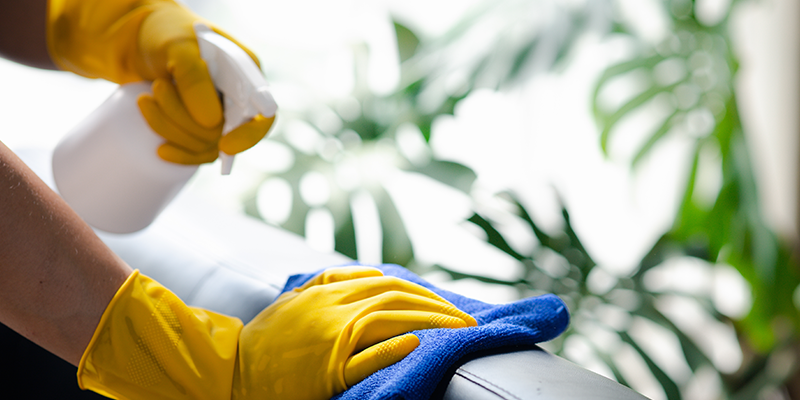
left=78, top=270, right=243, bottom=400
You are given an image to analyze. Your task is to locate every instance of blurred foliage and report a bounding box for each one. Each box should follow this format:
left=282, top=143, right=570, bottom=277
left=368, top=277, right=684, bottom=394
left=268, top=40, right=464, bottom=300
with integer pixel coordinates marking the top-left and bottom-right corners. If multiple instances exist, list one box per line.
left=439, top=191, right=798, bottom=399
left=246, top=0, right=604, bottom=267
left=244, top=0, right=800, bottom=398
left=590, top=0, right=800, bottom=397
left=592, top=0, right=800, bottom=354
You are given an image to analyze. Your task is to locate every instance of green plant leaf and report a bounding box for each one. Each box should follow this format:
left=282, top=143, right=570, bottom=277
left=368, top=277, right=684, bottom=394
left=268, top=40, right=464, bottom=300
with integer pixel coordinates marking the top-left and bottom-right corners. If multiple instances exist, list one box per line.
left=631, top=110, right=683, bottom=167
left=467, top=213, right=527, bottom=261
left=372, top=186, right=414, bottom=265
left=393, top=21, right=420, bottom=63
left=433, top=264, right=524, bottom=286
left=333, top=201, right=358, bottom=260
left=636, top=297, right=713, bottom=372
left=592, top=55, right=664, bottom=116
left=598, top=81, right=684, bottom=154
left=619, top=331, right=682, bottom=400
left=410, top=160, right=477, bottom=193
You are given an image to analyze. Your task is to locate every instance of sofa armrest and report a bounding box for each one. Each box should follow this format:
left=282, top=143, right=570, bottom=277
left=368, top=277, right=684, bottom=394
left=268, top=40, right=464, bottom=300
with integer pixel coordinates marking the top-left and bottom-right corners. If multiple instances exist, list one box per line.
left=443, top=348, right=648, bottom=400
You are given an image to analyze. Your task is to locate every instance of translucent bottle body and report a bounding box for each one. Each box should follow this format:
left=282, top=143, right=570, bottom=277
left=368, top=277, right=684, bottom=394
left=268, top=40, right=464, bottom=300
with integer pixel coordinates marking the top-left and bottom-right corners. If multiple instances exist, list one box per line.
left=53, top=82, right=198, bottom=234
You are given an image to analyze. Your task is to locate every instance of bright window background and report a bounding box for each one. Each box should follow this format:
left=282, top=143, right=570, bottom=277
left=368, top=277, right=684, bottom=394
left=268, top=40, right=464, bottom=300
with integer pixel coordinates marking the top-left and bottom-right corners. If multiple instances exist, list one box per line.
left=1, top=1, right=797, bottom=398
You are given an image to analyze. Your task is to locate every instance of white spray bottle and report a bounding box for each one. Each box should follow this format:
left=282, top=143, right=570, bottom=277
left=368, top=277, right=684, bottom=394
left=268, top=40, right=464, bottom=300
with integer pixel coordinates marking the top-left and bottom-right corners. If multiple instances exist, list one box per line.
left=52, top=23, right=277, bottom=234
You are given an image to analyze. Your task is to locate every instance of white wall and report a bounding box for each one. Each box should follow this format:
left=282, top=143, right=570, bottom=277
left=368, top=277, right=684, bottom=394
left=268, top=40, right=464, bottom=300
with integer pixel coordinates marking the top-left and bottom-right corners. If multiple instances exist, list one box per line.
left=734, top=0, right=800, bottom=242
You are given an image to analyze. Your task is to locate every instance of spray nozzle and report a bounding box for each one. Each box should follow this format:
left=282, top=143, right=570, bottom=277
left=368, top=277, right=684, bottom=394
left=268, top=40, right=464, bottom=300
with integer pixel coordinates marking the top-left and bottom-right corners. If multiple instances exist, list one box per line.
left=194, top=23, right=277, bottom=175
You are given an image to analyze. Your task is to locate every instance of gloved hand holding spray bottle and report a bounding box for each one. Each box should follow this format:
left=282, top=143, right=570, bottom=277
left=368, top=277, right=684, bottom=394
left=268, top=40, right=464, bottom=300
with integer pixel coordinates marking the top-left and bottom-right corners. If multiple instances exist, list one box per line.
left=53, top=22, right=277, bottom=234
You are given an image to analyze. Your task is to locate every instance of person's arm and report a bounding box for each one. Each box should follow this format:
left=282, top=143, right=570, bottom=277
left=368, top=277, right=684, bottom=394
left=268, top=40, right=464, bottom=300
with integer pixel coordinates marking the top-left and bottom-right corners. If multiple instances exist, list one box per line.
left=0, top=140, right=132, bottom=365
left=0, top=139, right=475, bottom=399
left=0, top=0, right=56, bottom=69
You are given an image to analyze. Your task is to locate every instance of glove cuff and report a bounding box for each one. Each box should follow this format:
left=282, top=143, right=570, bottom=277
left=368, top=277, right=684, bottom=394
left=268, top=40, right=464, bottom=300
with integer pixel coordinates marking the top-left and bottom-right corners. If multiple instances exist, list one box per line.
left=78, top=270, right=244, bottom=400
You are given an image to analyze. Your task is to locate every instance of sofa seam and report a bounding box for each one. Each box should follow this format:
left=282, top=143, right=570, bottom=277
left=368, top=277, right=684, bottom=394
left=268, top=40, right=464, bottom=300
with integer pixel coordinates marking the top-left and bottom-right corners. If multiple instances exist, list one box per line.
left=454, top=368, right=523, bottom=400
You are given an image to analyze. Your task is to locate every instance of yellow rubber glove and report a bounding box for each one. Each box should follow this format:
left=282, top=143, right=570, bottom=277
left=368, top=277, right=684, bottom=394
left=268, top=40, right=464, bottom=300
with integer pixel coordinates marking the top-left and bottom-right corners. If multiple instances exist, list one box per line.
left=77, top=269, right=243, bottom=400
left=79, top=267, right=477, bottom=400
left=137, top=79, right=276, bottom=164
left=46, top=0, right=275, bottom=165
left=232, top=266, right=478, bottom=400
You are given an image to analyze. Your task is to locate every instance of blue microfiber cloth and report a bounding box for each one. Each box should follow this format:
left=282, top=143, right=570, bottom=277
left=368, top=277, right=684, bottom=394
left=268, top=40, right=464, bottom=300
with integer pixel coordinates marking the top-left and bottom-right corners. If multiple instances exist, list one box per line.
left=281, top=264, right=570, bottom=400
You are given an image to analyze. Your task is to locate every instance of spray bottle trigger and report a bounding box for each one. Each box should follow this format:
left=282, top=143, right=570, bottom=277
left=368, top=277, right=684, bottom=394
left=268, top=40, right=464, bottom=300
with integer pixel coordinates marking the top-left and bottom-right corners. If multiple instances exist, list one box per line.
left=193, top=23, right=277, bottom=175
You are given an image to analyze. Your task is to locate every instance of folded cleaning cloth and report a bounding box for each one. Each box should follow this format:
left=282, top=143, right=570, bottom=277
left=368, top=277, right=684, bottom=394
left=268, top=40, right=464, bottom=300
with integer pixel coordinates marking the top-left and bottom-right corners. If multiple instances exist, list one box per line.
left=281, top=264, right=570, bottom=400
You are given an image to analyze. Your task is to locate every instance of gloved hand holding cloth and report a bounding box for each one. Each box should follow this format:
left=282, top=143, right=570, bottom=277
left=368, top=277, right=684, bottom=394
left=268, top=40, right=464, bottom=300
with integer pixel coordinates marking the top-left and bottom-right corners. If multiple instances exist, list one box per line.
left=46, top=0, right=274, bottom=164
left=78, top=266, right=476, bottom=400
left=283, top=265, right=571, bottom=400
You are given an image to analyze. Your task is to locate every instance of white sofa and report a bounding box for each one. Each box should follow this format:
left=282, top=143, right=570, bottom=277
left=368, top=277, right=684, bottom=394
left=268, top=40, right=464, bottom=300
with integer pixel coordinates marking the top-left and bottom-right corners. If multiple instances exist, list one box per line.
left=20, top=147, right=649, bottom=400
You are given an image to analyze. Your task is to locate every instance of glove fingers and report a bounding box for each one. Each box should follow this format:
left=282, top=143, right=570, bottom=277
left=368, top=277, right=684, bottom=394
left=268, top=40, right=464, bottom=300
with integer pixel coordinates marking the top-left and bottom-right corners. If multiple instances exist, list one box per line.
left=354, top=291, right=477, bottom=327
left=339, top=276, right=452, bottom=305
left=167, top=40, right=222, bottom=128
left=152, top=79, right=222, bottom=142
left=352, top=310, right=468, bottom=352
left=298, top=266, right=384, bottom=291
left=343, top=334, right=419, bottom=388
left=158, top=143, right=219, bottom=165
left=138, top=94, right=216, bottom=153
left=219, top=114, right=276, bottom=155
